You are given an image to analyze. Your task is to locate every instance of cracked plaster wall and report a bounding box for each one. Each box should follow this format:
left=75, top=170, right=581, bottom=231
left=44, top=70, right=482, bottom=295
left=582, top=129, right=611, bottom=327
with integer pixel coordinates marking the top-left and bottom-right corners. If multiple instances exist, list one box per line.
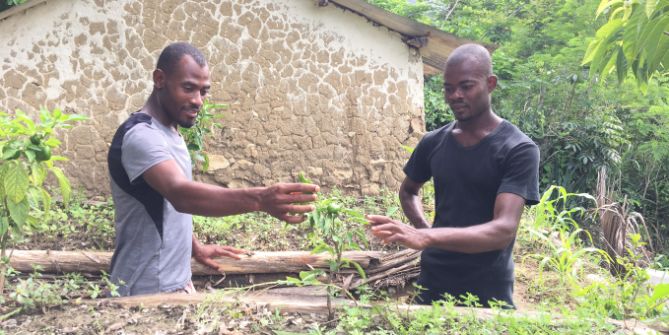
left=0, top=0, right=425, bottom=196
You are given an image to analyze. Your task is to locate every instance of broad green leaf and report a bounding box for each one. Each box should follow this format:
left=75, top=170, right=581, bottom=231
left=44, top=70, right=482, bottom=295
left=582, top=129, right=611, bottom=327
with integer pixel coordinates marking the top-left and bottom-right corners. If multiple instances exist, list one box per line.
left=601, top=47, right=619, bottom=78
left=650, top=283, right=669, bottom=303
left=49, top=166, right=71, bottom=203
left=7, top=198, right=29, bottom=227
left=39, top=187, right=52, bottom=214
left=638, top=16, right=669, bottom=60
left=646, top=0, right=658, bottom=17
left=281, top=276, right=304, bottom=287
left=596, top=0, right=624, bottom=18
left=616, top=47, right=628, bottom=82
left=30, top=161, right=47, bottom=185
left=4, top=162, right=29, bottom=203
left=622, top=7, right=646, bottom=60
left=2, top=146, right=20, bottom=160
left=43, top=137, right=61, bottom=147
left=0, top=163, right=7, bottom=197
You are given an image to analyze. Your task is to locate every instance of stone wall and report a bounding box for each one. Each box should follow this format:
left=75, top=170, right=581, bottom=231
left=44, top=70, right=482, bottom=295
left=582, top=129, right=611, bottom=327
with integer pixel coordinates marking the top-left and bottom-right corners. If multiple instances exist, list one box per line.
left=0, top=0, right=425, bottom=196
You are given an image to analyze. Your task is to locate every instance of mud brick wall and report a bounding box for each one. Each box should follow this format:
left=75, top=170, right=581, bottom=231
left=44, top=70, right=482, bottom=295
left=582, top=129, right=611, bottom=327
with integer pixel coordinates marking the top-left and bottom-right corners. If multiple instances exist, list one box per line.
left=0, top=0, right=425, bottom=196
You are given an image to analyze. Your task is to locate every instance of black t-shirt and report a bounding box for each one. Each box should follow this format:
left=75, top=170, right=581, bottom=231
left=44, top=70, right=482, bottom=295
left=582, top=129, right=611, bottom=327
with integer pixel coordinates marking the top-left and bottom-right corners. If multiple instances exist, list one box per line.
left=404, top=120, right=540, bottom=289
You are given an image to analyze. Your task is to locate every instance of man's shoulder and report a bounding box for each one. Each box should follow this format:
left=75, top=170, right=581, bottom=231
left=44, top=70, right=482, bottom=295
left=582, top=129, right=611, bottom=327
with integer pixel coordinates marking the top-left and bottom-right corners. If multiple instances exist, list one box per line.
left=497, top=120, right=537, bottom=148
left=119, top=112, right=155, bottom=133
left=420, top=122, right=455, bottom=144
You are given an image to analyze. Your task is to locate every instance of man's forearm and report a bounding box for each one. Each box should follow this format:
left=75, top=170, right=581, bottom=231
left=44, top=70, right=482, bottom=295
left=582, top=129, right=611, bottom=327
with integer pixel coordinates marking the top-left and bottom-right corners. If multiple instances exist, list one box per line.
left=421, top=219, right=517, bottom=253
left=169, top=181, right=265, bottom=217
left=399, top=190, right=431, bottom=229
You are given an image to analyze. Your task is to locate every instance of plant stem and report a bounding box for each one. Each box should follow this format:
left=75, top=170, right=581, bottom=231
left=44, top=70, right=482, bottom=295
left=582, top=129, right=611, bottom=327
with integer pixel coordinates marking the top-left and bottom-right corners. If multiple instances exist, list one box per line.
left=0, top=234, right=6, bottom=295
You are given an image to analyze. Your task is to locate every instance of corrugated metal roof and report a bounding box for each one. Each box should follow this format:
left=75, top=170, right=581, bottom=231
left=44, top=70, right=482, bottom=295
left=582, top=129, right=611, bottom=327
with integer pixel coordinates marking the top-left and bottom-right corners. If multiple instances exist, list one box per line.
left=328, top=0, right=473, bottom=75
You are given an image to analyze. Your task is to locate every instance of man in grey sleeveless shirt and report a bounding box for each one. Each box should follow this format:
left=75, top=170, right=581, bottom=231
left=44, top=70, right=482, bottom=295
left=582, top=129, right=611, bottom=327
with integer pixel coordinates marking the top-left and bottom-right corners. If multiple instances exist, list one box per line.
left=367, top=44, right=539, bottom=308
left=108, top=43, right=319, bottom=296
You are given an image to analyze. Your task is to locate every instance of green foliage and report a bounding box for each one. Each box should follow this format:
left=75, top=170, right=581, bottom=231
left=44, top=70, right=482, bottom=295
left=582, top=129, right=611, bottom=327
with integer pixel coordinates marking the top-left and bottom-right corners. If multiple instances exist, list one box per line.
left=328, top=299, right=619, bottom=335
left=3, top=269, right=119, bottom=318
left=179, top=99, right=226, bottom=173
left=523, top=186, right=609, bottom=292
left=574, top=242, right=669, bottom=322
left=518, top=186, right=669, bottom=324
left=423, top=75, right=452, bottom=131
left=280, top=180, right=370, bottom=319
left=0, top=108, right=85, bottom=292
left=304, top=197, right=369, bottom=273
left=373, top=0, right=669, bottom=254
left=584, top=0, right=669, bottom=86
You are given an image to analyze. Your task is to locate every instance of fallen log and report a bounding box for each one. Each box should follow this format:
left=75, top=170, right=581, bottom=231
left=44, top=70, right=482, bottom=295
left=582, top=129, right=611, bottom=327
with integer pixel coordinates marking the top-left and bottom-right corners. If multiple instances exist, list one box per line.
left=8, top=249, right=423, bottom=290
left=7, top=250, right=386, bottom=275
left=99, top=289, right=658, bottom=333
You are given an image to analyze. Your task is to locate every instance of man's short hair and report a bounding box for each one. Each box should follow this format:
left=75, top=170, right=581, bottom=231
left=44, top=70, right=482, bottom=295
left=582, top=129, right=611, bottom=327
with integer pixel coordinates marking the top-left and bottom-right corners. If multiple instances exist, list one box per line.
left=156, top=42, right=207, bottom=75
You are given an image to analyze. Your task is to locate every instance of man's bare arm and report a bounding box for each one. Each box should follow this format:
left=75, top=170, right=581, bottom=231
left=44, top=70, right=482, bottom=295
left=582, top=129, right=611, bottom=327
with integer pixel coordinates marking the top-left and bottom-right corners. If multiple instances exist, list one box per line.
left=142, top=159, right=318, bottom=222
left=399, top=177, right=431, bottom=229
left=369, top=192, right=525, bottom=253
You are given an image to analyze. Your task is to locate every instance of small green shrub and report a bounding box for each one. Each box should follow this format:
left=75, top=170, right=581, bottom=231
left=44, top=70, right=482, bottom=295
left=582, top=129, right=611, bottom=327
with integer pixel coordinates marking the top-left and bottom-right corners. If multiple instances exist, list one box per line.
left=0, top=108, right=85, bottom=293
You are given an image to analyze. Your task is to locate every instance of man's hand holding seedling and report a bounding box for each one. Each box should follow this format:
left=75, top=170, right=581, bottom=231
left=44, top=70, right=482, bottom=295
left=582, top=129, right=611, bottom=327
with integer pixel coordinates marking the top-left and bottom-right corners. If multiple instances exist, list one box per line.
left=259, top=182, right=319, bottom=223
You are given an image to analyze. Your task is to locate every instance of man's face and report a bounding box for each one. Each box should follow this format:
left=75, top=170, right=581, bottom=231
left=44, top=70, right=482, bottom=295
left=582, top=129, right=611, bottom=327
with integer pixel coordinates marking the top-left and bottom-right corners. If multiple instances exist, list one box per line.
left=443, top=61, right=495, bottom=122
left=156, top=55, right=211, bottom=128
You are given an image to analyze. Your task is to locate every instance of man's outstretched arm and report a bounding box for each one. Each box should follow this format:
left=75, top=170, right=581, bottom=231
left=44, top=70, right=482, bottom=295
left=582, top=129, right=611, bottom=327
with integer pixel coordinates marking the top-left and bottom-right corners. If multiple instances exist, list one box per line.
left=369, top=192, right=525, bottom=253
left=142, top=159, right=319, bottom=222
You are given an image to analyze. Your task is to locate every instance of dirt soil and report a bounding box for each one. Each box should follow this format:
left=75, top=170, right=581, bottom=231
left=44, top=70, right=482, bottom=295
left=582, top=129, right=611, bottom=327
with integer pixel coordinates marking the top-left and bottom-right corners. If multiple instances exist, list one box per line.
left=2, top=300, right=331, bottom=334
left=1, top=198, right=545, bottom=334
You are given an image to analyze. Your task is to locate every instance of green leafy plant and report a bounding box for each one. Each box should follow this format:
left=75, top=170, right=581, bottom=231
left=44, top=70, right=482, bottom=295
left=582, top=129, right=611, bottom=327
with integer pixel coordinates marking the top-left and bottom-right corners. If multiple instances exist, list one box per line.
left=574, top=235, right=669, bottom=322
left=583, top=0, right=669, bottom=87
left=179, top=99, right=227, bottom=172
left=282, top=174, right=369, bottom=320
left=523, top=186, right=610, bottom=291
left=1, top=269, right=119, bottom=320
left=0, top=108, right=85, bottom=294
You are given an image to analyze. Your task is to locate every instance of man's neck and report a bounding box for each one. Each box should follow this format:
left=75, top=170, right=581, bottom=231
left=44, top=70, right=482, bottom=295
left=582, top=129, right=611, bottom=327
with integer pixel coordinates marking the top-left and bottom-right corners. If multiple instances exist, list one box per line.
left=142, top=91, right=178, bottom=131
left=455, top=109, right=501, bottom=134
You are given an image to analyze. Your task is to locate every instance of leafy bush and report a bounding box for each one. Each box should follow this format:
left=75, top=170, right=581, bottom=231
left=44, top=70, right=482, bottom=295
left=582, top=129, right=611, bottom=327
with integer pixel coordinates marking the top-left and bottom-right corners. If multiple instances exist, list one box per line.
left=0, top=108, right=85, bottom=293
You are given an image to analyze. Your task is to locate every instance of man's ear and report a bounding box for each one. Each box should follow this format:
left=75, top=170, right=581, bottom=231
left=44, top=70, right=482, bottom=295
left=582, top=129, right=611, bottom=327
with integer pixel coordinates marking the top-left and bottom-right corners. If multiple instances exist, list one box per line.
left=487, top=74, right=498, bottom=92
left=153, top=69, right=166, bottom=89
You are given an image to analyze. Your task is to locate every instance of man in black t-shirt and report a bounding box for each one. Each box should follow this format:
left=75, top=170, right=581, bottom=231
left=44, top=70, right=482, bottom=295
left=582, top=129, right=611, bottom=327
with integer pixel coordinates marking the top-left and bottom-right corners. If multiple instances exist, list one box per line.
left=368, top=44, right=539, bottom=308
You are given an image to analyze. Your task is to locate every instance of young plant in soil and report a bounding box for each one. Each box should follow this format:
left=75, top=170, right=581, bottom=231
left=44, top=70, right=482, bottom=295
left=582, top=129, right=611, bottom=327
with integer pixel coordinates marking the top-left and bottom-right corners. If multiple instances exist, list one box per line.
left=282, top=173, right=369, bottom=321
left=0, top=108, right=85, bottom=294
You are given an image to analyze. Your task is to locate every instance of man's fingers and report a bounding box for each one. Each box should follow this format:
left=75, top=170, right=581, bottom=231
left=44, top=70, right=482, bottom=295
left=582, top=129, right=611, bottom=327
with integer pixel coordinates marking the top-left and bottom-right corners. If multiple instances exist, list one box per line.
left=371, top=229, right=394, bottom=238
left=371, top=222, right=402, bottom=233
left=278, top=183, right=320, bottom=194
left=200, top=258, right=225, bottom=271
left=365, top=214, right=393, bottom=226
left=285, top=193, right=318, bottom=203
left=218, top=250, right=243, bottom=260
left=284, top=204, right=315, bottom=214
left=221, top=246, right=248, bottom=255
left=281, top=213, right=307, bottom=224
